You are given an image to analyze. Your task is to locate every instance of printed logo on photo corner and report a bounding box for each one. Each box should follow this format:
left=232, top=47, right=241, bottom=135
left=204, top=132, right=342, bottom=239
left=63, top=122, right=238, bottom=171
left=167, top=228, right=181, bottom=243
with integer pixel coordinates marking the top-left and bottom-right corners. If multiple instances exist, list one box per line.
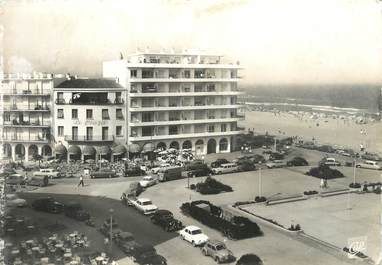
left=347, top=236, right=367, bottom=259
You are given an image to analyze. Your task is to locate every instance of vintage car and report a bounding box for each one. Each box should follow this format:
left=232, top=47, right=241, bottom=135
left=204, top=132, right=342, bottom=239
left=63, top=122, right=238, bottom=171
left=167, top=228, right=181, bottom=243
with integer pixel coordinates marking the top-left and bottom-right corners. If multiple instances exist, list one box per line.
left=131, top=198, right=158, bottom=215
left=150, top=209, right=183, bottom=232
left=179, top=225, right=209, bottom=247
left=90, top=168, right=117, bottom=179
left=5, top=194, right=27, bottom=207
left=202, top=240, right=235, bottom=263
left=139, top=176, right=158, bottom=188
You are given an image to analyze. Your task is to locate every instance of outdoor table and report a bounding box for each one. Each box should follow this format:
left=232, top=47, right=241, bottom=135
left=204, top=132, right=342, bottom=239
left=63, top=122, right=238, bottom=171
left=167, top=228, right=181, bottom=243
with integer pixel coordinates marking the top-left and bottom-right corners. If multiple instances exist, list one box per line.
left=13, top=259, right=22, bottom=265
left=64, top=253, right=72, bottom=258
left=40, top=257, right=49, bottom=263
left=32, top=247, right=39, bottom=252
left=55, top=243, right=63, bottom=249
left=48, top=236, right=56, bottom=241
left=16, top=219, right=24, bottom=225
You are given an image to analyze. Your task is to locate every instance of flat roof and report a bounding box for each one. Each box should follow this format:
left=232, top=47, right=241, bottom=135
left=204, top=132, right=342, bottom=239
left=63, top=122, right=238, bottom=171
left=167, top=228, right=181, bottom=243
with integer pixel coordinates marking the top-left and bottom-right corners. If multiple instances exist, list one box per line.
left=129, top=52, right=223, bottom=57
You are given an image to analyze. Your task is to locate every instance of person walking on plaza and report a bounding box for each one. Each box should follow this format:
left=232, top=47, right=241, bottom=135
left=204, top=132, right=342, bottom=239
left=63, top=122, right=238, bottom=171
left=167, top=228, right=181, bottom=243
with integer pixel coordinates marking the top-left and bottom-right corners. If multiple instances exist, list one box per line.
left=78, top=175, right=84, bottom=187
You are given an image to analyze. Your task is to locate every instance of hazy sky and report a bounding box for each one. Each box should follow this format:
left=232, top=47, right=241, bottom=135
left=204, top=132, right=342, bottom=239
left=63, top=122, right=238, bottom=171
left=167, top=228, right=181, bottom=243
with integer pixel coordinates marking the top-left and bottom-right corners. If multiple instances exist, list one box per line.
left=2, top=0, right=382, bottom=84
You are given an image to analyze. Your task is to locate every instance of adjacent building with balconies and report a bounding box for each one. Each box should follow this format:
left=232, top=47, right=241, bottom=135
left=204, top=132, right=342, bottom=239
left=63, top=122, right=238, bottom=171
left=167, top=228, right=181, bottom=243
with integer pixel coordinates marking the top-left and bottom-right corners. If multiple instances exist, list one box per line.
left=1, top=73, right=54, bottom=161
left=103, top=51, right=245, bottom=155
left=53, top=77, right=128, bottom=161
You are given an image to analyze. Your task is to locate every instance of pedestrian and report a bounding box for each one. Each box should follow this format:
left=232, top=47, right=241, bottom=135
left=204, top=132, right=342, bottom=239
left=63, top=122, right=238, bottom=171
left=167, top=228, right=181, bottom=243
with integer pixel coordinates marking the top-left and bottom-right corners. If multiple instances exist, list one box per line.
left=78, top=175, right=84, bottom=187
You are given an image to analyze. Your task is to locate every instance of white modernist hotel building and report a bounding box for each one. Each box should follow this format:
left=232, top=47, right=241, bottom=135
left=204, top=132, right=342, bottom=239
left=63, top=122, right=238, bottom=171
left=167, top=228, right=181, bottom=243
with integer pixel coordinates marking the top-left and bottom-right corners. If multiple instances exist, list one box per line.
left=103, top=51, right=244, bottom=156
left=1, top=51, right=244, bottom=161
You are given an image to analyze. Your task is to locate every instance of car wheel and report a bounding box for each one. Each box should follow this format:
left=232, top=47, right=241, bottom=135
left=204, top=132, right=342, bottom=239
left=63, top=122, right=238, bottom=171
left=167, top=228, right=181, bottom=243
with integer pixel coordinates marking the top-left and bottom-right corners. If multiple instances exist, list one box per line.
left=202, top=249, right=208, bottom=256
left=192, top=241, right=196, bottom=247
left=181, top=235, right=185, bottom=240
left=215, top=256, right=221, bottom=263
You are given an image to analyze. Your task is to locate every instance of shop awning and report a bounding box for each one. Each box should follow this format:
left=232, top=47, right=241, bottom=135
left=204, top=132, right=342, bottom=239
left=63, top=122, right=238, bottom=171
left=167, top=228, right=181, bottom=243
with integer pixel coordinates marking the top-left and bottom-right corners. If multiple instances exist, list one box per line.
left=142, top=143, right=154, bottom=153
left=112, top=145, right=127, bottom=156
left=55, top=144, right=67, bottom=155
left=128, top=144, right=141, bottom=153
left=68, top=145, right=81, bottom=155
left=83, top=146, right=96, bottom=156
left=99, top=146, right=112, bottom=155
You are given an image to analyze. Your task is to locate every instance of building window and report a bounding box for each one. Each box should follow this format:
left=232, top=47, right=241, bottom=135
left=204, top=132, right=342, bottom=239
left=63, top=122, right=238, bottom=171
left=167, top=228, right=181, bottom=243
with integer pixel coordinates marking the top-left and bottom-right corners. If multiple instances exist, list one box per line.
left=169, top=125, right=178, bottom=135
left=102, top=127, right=109, bottom=140
left=116, top=126, right=122, bottom=136
left=130, top=70, right=137, bottom=78
left=3, top=113, right=10, bottom=122
left=102, top=109, right=110, bottom=120
left=57, top=109, right=64, bottom=119
left=208, top=125, right=215, bottom=133
left=86, top=127, right=93, bottom=141
left=115, top=92, right=123, bottom=104
left=72, top=109, right=78, bottom=119
left=116, top=109, right=124, bottom=120
left=72, top=127, right=78, bottom=140
left=57, top=92, right=64, bottom=104
left=221, top=124, right=227, bottom=132
left=142, top=127, right=153, bottom=137
left=58, top=126, right=64, bottom=137
left=219, top=138, right=228, bottom=151
left=86, top=109, right=93, bottom=119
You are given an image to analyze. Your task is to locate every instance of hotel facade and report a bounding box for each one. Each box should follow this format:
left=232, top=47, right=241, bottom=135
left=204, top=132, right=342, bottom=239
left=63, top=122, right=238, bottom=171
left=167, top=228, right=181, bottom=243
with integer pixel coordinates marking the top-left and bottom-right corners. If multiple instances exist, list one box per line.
left=1, top=51, right=245, bottom=161
left=103, top=51, right=245, bottom=156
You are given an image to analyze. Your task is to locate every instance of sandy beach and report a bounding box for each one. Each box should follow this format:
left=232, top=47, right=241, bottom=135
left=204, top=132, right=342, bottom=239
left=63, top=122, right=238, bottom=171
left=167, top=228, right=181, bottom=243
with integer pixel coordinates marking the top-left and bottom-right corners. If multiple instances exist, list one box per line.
left=240, top=111, right=382, bottom=154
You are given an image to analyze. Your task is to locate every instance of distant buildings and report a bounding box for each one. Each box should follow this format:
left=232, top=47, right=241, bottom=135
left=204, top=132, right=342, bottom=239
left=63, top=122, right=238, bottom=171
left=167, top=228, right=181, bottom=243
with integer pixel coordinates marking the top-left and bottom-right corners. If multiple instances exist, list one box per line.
left=1, top=50, right=245, bottom=162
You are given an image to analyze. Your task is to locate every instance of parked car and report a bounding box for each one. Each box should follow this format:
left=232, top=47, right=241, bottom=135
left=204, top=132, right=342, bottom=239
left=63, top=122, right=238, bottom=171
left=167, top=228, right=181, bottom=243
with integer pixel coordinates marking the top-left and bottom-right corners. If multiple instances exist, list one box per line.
left=150, top=209, right=183, bottom=232
left=5, top=194, right=27, bottom=207
left=131, top=244, right=167, bottom=265
left=131, top=198, right=158, bottom=215
left=33, top=168, right=61, bottom=179
left=179, top=225, right=209, bottom=247
left=32, top=197, right=64, bottom=213
left=268, top=152, right=284, bottom=161
left=236, top=160, right=256, bottom=172
left=125, top=167, right=146, bottom=177
left=64, top=202, right=90, bottom=221
left=186, top=164, right=213, bottom=178
left=90, top=168, right=117, bottom=178
left=139, top=176, right=158, bottom=188
left=361, top=152, right=382, bottom=161
left=114, top=231, right=140, bottom=255
left=158, top=166, right=182, bottom=182
left=27, top=175, right=49, bottom=187
left=6, top=174, right=26, bottom=186
left=211, top=159, right=230, bottom=168
left=322, top=158, right=341, bottom=166
left=151, top=163, right=171, bottom=174
left=212, top=163, right=238, bottom=174
left=266, top=160, right=286, bottom=169
left=202, top=240, right=235, bottom=263
left=356, top=160, right=382, bottom=170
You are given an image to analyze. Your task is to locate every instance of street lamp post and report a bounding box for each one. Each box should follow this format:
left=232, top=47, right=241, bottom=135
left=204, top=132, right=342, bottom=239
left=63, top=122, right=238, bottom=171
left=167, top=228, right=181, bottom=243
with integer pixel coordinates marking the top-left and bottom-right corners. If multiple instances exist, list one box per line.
left=353, top=158, right=357, bottom=185
left=258, top=162, right=262, bottom=198
left=109, top=208, right=114, bottom=254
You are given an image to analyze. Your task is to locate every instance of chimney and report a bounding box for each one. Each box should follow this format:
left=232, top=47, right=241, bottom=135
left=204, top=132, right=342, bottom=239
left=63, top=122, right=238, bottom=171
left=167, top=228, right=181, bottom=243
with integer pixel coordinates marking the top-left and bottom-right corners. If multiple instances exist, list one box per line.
left=66, top=73, right=71, bottom=80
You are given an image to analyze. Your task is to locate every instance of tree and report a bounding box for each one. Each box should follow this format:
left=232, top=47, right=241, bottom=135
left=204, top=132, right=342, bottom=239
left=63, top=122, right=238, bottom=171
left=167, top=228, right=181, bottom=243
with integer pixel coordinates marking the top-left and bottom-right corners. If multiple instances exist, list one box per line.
left=33, top=153, right=43, bottom=167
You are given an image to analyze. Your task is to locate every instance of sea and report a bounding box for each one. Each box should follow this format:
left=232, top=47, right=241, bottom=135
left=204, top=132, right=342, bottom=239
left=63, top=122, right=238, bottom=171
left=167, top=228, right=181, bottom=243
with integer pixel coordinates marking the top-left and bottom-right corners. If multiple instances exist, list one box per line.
left=241, top=84, right=381, bottom=116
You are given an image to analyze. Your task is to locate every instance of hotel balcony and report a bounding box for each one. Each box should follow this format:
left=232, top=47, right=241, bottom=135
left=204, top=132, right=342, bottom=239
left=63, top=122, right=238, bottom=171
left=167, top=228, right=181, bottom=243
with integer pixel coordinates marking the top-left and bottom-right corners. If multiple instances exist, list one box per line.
left=1, top=105, right=50, bottom=112
left=129, top=117, right=243, bottom=127
left=129, top=130, right=244, bottom=142
left=129, top=104, right=244, bottom=112
left=1, top=136, right=50, bottom=143
left=2, top=120, right=51, bottom=128
left=1, top=89, right=51, bottom=96
left=129, top=90, right=243, bottom=97
left=64, top=135, right=114, bottom=143
left=55, top=98, right=124, bottom=105
left=129, top=77, right=240, bottom=83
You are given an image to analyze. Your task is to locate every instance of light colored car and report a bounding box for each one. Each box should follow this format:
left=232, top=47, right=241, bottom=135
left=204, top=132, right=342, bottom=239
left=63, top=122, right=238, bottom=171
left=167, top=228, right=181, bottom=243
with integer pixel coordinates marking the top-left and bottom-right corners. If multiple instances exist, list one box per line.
left=202, top=240, right=234, bottom=263
left=131, top=198, right=158, bottom=215
left=212, top=163, right=238, bottom=174
left=5, top=194, right=27, bottom=207
left=33, top=168, right=61, bottom=179
left=139, top=176, right=157, bottom=188
left=356, top=160, right=382, bottom=170
left=266, top=160, right=286, bottom=169
left=323, top=158, right=341, bottom=166
left=151, top=163, right=171, bottom=174
left=179, top=225, right=209, bottom=247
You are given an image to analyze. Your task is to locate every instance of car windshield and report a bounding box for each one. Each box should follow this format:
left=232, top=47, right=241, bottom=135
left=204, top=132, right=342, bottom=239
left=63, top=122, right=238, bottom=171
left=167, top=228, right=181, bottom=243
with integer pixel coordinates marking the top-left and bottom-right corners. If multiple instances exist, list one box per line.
left=216, top=244, right=226, bottom=251
left=142, top=201, right=152, bottom=205
left=191, top=229, right=202, bottom=235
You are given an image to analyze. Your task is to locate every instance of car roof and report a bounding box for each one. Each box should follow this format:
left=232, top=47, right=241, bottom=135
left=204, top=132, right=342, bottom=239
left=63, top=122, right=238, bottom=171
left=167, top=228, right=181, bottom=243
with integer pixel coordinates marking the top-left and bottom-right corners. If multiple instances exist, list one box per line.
left=207, top=240, right=225, bottom=246
left=185, top=225, right=201, bottom=231
left=156, top=209, right=172, bottom=215
left=138, top=198, right=151, bottom=202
